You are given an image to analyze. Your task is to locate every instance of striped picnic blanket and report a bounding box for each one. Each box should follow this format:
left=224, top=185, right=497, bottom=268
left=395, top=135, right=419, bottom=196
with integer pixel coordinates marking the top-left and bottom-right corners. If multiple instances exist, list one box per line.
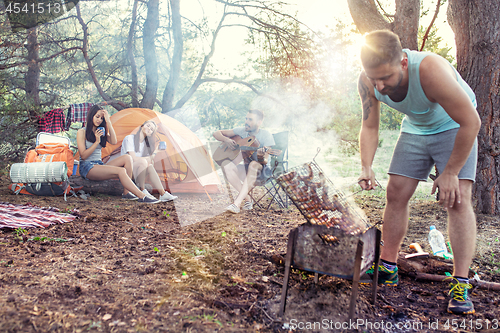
left=0, top=202, right=78, bottom=229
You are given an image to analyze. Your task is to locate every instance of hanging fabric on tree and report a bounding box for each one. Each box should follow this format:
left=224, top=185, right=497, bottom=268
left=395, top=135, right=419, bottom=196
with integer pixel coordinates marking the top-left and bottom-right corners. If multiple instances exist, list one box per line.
left=65, top=102, right=94, bottom=130
left=38, top=108, right=66, bottom=134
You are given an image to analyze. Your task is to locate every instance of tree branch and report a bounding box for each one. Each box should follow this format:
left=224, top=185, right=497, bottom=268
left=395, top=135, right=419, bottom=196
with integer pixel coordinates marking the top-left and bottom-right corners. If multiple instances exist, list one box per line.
left=347, top=0, right=391, bottom=34
left=0, top=47, right=81, bottom=69
left=420, top=0, right=441, bottom=51
left=173, top=9, right=228, bottom=110
left=75, top=3, right=125, bottom=111
left=200, top=78, right=262, bottom=94
left=200, top=78, right=282, bottom=105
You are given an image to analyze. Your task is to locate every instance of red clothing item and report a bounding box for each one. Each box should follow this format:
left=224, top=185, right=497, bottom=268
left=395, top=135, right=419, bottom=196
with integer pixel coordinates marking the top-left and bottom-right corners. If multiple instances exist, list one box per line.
left=38, top=108, right=66, bottom=133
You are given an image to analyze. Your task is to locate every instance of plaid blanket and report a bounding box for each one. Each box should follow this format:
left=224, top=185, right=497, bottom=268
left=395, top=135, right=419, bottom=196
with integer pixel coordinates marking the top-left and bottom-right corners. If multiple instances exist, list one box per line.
left=0, top=202, right=77, bottom=229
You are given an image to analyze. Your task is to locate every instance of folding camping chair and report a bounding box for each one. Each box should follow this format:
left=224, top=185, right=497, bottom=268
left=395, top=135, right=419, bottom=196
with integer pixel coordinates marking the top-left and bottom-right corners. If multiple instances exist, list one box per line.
left=251, top=131, right=289, bottom=209
left=36, top=132, right=71, bottom=147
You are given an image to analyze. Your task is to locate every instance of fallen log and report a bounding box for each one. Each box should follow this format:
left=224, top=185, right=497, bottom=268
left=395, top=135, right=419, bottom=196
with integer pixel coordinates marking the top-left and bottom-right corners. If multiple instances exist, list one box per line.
left=69, top=175, right=123, bottom=196
left=409, top=272, right=500, bottom=291
left=398, top=252, right=453, bottom=276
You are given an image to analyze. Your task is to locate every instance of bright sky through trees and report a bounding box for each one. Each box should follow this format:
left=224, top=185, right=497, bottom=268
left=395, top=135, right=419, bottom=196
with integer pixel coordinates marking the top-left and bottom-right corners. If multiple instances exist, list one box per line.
left=179, top=0, right=456, bottom=75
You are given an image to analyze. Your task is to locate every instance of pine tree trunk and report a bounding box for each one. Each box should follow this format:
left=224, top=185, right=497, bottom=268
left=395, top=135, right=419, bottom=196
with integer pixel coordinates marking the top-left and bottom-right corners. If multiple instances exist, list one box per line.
left=25, top=28, right=40, bottom=114
left=448, top=0, right=500, bottom=214
left=162, top=0, right=183, bottom=112
left=347, top=0, right=419, bottom=50
left=393, top=0, right=419, bottom=50
left=139, top=0, right=159, bottom=109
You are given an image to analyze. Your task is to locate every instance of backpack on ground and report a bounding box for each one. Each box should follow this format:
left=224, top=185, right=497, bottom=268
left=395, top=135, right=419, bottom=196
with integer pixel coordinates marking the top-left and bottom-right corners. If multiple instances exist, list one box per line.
left=9, top=143, right=80, bottom=200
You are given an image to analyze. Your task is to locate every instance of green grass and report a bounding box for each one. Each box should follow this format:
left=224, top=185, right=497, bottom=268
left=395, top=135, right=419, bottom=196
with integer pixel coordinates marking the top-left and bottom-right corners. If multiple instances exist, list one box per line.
left=323, top=130, right=435, bottom=201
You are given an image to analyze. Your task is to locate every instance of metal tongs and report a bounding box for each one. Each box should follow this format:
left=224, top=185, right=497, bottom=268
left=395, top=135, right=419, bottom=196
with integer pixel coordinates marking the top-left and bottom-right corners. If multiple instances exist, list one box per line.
left=348, top=178, right=384, bottom=197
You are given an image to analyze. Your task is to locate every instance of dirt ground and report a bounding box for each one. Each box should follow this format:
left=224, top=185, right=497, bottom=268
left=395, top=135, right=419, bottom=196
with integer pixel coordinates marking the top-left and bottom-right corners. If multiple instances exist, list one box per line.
left=1, top=174, right=500, bottom=333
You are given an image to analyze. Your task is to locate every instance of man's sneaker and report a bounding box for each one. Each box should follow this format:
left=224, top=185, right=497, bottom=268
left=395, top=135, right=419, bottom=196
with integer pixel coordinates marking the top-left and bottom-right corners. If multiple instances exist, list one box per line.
left=142, top=189, right=156, bottom=199
left=159, top=192, right=177, bottom=202
left=366, top=263, right=399, bottom=286
left=242, top=201, right=253, bottom=210
left=447, top=277, right=475, bottom=315
left=122, top=192, right=139, bottom=200
left=138, top=195, right=160, bottom=204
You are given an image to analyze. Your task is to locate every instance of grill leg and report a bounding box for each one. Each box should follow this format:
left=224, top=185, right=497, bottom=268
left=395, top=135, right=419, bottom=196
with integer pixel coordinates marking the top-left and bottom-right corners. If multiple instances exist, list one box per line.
left=371, top=229, right=382, bottom=304
left=348, top=240, right=364, bottom=320
left=279, top=228, right=296, bottom=317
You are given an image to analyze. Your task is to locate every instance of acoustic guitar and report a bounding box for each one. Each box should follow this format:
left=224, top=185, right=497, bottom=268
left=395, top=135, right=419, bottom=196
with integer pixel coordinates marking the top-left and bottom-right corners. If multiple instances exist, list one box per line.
left=212, top=135, right=281, bottom=166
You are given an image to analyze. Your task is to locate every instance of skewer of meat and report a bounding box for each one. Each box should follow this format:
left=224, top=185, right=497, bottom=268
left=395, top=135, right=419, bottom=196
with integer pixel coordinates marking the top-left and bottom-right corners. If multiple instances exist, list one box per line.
left=278, top=171, right=296, bottom=182
left=297, top=164, right=314, bottom=183
left=311, top=213, right=329, bottom=225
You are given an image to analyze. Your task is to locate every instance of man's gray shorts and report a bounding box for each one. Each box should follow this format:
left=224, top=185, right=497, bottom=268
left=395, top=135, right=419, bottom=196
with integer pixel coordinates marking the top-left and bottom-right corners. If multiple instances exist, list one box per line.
left=388, top=128, right=477, bottom=181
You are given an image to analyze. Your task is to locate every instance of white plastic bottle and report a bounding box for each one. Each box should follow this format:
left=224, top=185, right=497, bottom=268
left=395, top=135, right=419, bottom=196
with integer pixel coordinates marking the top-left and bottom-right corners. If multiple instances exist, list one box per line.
left=428, top=225, right=448, bottom=258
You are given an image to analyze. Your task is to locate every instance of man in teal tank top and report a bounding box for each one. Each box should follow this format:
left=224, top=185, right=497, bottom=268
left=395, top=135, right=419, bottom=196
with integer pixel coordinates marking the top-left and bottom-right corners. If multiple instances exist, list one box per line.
left=357, top=30, right=481, bottom=315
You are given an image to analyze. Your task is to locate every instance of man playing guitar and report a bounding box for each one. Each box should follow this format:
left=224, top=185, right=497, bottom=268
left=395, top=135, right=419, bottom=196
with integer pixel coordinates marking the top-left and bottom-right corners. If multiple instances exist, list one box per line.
left=213, top=109, right=275, bottom=213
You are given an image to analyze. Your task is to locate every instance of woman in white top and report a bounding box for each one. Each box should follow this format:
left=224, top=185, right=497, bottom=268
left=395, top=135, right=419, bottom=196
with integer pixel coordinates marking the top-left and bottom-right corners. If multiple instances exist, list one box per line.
left=76, top=106, right=159, bottom=203
left=121, top=120, right=177, bottom=202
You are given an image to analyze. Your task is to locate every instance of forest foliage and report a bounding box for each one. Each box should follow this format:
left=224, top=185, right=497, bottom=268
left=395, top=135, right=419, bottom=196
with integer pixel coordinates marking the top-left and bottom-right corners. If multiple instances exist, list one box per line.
left=0, top=0, right=453, bottom=169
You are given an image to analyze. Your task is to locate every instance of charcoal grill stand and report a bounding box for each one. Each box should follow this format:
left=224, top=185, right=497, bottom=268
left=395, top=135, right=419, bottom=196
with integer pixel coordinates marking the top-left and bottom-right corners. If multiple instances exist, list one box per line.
left=279, top=226, right=381, bottom=320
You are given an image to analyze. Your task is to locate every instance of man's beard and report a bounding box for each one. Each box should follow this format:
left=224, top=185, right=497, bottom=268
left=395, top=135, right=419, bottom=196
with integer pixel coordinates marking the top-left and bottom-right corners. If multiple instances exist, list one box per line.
left=245, top=124, right=256, bottom=132
left=380, top=71, right=403, bottom=95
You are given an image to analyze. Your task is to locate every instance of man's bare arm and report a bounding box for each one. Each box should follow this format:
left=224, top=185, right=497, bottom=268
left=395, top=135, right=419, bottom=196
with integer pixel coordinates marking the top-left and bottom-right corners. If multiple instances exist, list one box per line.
left=420, top=55, right=481, bottom=207
left=358, top=73, right=382, bottom=190
left=213, top=129, right=237, bottom=149
left=213, top=129, right=235, bottom=141
left=358, top=74, right=374, bottom=121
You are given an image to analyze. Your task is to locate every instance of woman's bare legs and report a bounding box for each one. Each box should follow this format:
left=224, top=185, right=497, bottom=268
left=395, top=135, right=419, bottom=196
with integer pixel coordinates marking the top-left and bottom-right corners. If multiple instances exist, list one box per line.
left=86, top=155, right=145, bottom=198
left=146, top=164, right=166, bottom=196
left=106, top=155, right=134, bottom=178
left=132, top=158, right=148, bottom=190
left=132, top=158, right=168, bottom=196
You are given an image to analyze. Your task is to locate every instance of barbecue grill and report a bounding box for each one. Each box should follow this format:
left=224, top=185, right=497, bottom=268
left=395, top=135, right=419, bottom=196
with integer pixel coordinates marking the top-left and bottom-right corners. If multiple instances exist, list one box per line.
left=277, top=161, right=381, bottom=320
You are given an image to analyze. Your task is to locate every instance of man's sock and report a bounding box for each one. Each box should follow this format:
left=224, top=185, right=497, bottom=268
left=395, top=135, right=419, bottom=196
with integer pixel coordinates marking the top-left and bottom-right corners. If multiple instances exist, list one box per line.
left=380, top=259, right=397, bottom=271
left=454, top=276, right=469, bottom=284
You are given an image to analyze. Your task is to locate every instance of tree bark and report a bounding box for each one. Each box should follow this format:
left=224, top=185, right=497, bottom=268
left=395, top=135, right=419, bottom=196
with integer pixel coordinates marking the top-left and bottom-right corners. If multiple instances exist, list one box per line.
left=347, top=0, right=419, bottom=49
left=25, top=28, right=40, bottom=115
left=393, top=0, right=419, bottom=50
left=140, top=0, right=160, bottom=109
left=161, top=0, right=183, bottom=112
left=69, top=176, right=123, bottom=196
left=347, top=0, right=391, bottom=33
left=448, top=0, right=500, bottom=214
left=127, top=0, right=139, bottom=107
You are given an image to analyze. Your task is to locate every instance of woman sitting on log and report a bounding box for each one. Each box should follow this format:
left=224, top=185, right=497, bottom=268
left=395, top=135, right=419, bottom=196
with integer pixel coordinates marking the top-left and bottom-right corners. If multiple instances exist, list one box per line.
left=120, top=120, right=177, bottom=202
left=76, top=105, right=160, bottom=203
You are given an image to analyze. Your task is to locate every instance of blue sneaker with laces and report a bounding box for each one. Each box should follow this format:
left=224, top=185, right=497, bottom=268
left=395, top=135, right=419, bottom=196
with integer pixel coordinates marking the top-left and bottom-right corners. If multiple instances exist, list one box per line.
left=447, top=277, right=475, bottom=315
left=366, top=263, right=399, bottom=286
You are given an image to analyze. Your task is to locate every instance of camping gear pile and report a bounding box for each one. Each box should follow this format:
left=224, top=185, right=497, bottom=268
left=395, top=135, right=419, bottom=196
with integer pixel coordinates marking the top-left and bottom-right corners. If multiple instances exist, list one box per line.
left=9, top=133, right=79, bottom=199
left=0, top=202, right=77, bottom=229
left=276, top=161, right=380, bottom=320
